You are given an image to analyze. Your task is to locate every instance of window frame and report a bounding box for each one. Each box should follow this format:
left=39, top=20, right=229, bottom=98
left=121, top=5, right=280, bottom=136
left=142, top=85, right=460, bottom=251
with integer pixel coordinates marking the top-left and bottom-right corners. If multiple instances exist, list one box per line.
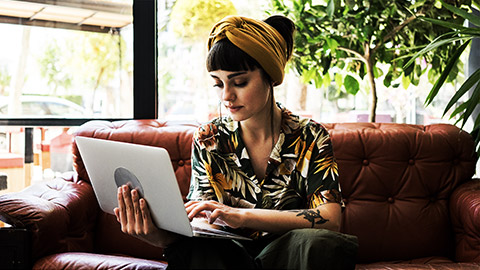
left=0, top=0, right=158, bottom=127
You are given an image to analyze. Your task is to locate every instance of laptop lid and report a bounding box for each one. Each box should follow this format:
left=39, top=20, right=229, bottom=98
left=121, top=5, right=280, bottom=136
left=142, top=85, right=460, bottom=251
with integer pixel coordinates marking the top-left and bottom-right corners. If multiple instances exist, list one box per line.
left=75, top=136, right=194, bottom=237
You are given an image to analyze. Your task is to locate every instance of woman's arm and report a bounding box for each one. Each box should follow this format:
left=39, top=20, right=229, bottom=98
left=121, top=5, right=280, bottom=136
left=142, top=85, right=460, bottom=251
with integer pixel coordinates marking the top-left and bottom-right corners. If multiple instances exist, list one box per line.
left=185, top=200, right=341, bottom=234
left=114, top=185, right=181, bottom=248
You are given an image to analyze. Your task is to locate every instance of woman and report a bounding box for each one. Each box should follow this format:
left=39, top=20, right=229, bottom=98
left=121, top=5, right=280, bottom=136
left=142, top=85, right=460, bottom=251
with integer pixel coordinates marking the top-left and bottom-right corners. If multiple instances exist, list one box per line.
left=115, top=14, right=358, bottom=269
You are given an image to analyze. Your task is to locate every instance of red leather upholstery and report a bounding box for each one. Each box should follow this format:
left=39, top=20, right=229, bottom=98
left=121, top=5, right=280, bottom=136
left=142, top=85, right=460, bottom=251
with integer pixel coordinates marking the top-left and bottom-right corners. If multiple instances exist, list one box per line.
left=324, top=123, right=477, bottom=262
left=0, top=120, right=478, bottom=270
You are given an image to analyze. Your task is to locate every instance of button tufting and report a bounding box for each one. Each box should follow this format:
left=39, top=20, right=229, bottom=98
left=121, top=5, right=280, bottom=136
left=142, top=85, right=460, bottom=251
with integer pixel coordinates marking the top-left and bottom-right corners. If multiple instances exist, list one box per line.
left=362, top=159, right=369, bottom=166
left=178, top=160, right=185, bottom=166
left=408, top=159, right=415, bottom=165
left=387, top=197, right=394, bottom=203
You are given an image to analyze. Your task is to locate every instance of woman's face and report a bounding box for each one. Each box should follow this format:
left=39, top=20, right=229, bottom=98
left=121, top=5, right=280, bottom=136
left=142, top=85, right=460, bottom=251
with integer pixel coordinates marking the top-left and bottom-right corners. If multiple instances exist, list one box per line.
left=210, top=68, right=271, bottom=122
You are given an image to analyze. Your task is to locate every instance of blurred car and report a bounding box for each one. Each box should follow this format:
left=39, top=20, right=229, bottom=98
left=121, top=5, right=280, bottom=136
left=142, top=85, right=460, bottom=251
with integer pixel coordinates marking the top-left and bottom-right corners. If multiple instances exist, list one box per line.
left=0, top=95, right=86, bottom=118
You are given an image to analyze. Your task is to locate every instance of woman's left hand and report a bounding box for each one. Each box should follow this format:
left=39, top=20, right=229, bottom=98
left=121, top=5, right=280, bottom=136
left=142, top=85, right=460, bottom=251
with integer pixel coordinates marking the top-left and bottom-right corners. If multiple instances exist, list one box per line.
left=184, top=200, right=245, bottom=229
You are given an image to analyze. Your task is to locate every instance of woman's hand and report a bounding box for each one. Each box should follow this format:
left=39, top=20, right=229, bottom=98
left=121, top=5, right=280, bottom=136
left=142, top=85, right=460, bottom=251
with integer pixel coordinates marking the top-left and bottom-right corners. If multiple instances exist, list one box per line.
left=185, top=200, right=245, bottom=229
left=185, top=200, right=341, bottom=234
left=114, top=185, right=178, bottom=247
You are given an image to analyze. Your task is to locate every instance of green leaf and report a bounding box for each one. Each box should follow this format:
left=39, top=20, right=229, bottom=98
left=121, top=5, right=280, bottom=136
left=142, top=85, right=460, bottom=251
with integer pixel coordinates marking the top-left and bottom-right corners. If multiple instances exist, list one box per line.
left=420, top=17, right=471, bottom=31
left=404, top=36, right=471, bottom=69
left=384, top=72, right=393, bottom=87
left=450, top=102, right=469, bottom=119
left=326, top=38, right=339, bottom=51
left=428, top=68, right=437, bottom=83
left=443, top=67, right=480, bottom=116
left=402, top=74, right=411, bottom=89
left=461, top=82, right=480, bottom=127
left=302, top=67, right=317, bottom=83
left=373, top=66, right=384, bottom=78
left=314, top=72, right=323, bottom=88
left=404, top=57, right=414, bottom=77
left=323, top=72, right=332, bottom=88
left=326, top=0, right=335, bottom=18
left=425, top=40, right=471, bottom=106
left=344, top=75, right=360, bottom=95
left=440, top=0, right=480, bottom=27
left=335, top=72, right=343, bottom=88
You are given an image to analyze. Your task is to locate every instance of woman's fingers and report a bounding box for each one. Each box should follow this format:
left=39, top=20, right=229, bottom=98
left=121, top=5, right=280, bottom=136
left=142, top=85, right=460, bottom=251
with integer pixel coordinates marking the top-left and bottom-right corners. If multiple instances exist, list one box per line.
left=131, top=189, right=144, bottom=233
left=117, top=186, right=128, bottom=230
left=121, top=185, right=136, bottom=234
left=185, top=201, right=213, bottom=220
left=208, top=208, right=223, bottom=224
left=139, top=198, right=156, bottom=233
left=185, top=200, right=226, bottom=222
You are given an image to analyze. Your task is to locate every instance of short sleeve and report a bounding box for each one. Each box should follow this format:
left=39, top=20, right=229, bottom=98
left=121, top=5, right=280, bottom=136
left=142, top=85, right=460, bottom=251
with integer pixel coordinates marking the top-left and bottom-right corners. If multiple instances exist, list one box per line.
left=305, top=123, right=343, bottom=209
left=187, top=126, right=218, bottom=202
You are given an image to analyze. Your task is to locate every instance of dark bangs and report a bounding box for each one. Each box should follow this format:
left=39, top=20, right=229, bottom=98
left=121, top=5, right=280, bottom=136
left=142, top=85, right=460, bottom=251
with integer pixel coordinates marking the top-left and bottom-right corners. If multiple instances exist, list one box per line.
left=206, top=38, right=260, bottom=72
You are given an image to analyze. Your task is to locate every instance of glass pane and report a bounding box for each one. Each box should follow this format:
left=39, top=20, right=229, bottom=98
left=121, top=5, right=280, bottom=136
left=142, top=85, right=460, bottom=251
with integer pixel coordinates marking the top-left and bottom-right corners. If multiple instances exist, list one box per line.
left=0, top=125, right=80, bottom=195
left=0, top=0, right=133, bottom=119
left=156, top=0, right=467, bottom=130
left=157, top=0, right=270, bottom=122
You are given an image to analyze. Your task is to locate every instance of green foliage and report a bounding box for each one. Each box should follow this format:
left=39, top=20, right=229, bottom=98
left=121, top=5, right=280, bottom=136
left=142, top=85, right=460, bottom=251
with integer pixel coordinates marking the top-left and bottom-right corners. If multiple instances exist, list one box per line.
left=407, top=0, right=480, bottom=154
left=72, top=32, right=129, bottom=90
left=269, top=0, right=470, bottom=120
left=170, top=0, right=237, bottom=42
left=37, top=32, right=130, bottom=94
left=37, top=41, right=72, bottom=94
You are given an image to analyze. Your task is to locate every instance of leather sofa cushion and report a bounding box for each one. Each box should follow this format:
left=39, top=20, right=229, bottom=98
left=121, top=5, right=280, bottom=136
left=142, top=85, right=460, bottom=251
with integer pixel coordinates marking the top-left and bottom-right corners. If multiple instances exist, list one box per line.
left=324, top=123, right=477, bottom=262
left=34, top=252, right=167, bottom=270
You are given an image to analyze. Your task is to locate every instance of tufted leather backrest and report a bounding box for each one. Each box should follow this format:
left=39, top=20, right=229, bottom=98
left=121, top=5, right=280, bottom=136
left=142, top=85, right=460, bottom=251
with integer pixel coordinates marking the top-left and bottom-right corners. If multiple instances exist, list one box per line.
left=323, top=123, right=477, bottom=263
left=73, top=120, right=477, bottom=262
left=73, top=120, right=197, bottom=201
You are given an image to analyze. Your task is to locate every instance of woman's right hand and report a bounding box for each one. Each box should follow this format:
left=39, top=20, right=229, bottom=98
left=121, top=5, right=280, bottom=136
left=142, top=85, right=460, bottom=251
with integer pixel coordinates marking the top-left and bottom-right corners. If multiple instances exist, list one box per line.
left=114, top=185, right=178, bottom=248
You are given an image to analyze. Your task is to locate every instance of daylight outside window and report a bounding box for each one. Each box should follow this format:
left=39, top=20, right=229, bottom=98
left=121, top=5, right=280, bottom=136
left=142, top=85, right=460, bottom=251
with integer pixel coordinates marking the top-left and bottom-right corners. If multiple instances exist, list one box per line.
left=156, top=0, right=462, bottom=127
left=0, top=0, right=133, bottom=192
left=0, top=0, right=133, bottom=119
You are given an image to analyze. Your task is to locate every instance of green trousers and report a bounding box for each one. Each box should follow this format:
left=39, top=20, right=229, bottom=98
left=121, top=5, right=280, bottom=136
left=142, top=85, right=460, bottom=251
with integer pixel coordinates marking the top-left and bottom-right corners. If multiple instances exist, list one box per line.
left=164, top=228, right=359, bottom=269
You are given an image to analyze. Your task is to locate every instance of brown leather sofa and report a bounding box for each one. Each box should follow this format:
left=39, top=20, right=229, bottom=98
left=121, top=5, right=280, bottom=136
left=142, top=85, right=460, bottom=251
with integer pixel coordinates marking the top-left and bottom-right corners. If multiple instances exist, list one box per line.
left=0, top=120, right=479, bottom=269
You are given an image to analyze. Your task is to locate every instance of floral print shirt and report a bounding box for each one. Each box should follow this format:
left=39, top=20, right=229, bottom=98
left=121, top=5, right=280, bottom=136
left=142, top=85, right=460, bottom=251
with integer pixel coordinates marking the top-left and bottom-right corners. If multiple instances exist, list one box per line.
left=188, top=104, right=342, bottom=211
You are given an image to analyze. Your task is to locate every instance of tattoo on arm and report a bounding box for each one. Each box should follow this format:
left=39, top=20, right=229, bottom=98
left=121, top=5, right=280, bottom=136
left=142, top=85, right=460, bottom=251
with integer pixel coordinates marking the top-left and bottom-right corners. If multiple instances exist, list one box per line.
left=289, top=209, right=329, bottom=228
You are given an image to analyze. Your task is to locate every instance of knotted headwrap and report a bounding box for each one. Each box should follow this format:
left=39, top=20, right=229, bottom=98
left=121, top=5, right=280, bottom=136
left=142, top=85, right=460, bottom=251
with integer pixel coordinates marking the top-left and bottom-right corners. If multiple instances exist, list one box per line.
left=208, top=15, right=288, bottom=86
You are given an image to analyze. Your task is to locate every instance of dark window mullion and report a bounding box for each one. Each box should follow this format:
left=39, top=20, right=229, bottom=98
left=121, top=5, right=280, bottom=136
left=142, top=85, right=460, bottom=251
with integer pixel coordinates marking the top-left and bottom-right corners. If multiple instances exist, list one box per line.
left=133, top=0, right=158, bottom=119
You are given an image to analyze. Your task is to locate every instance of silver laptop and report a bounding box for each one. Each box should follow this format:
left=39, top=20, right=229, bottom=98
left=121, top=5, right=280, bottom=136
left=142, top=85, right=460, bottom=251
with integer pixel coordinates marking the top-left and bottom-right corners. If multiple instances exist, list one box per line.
left=75, top=136, right=251, bottom=241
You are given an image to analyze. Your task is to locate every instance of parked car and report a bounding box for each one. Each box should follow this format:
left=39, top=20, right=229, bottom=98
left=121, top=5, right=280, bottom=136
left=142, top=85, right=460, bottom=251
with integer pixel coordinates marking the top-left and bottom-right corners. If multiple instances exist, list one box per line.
left=0, top=95, right=86, bottom=118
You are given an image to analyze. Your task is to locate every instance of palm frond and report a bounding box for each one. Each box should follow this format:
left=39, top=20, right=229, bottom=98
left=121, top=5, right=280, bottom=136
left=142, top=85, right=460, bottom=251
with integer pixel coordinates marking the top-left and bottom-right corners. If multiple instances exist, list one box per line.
left=425, top=40, right=471, bottom=106
left=440, top=0, right=480, bottom=27
left=443, top=67, right=480, bottom=116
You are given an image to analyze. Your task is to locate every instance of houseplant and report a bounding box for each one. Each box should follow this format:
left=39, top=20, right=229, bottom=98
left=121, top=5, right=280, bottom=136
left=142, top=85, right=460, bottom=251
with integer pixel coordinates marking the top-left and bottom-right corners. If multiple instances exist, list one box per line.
left=406, top=0, right=480, bottom=154
left=269, top=0, right=469, bottom=122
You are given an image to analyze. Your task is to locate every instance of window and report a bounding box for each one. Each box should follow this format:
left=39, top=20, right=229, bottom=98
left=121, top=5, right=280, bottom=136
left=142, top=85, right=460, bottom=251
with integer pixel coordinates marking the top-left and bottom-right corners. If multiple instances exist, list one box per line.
left=157, top=0, right=270, bottom=122
left=0, top=0, right=159, bottom=193
left=0, top=0, right=134, bottom=120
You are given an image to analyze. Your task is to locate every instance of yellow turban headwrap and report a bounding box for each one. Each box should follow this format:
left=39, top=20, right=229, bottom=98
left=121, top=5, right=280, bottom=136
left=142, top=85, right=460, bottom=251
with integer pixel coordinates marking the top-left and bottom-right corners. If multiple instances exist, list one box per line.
left=208, top=15, right=288, bottom=86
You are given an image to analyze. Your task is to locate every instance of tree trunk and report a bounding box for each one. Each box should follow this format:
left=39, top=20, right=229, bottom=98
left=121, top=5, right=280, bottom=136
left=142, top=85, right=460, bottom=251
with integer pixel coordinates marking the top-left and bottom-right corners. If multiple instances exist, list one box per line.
left=299, top=82, right=307, bottom=111
left=364, top=45, right=377, bottom=122
left=9, top=27, right=30, bottom=116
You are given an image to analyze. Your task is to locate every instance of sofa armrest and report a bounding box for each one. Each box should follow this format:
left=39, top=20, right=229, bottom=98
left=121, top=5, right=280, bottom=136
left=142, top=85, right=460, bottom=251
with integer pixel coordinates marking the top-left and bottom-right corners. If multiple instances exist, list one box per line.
left=450, top=179, right=480, bottom=262
left=0, top=172, right=99, bottom=261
